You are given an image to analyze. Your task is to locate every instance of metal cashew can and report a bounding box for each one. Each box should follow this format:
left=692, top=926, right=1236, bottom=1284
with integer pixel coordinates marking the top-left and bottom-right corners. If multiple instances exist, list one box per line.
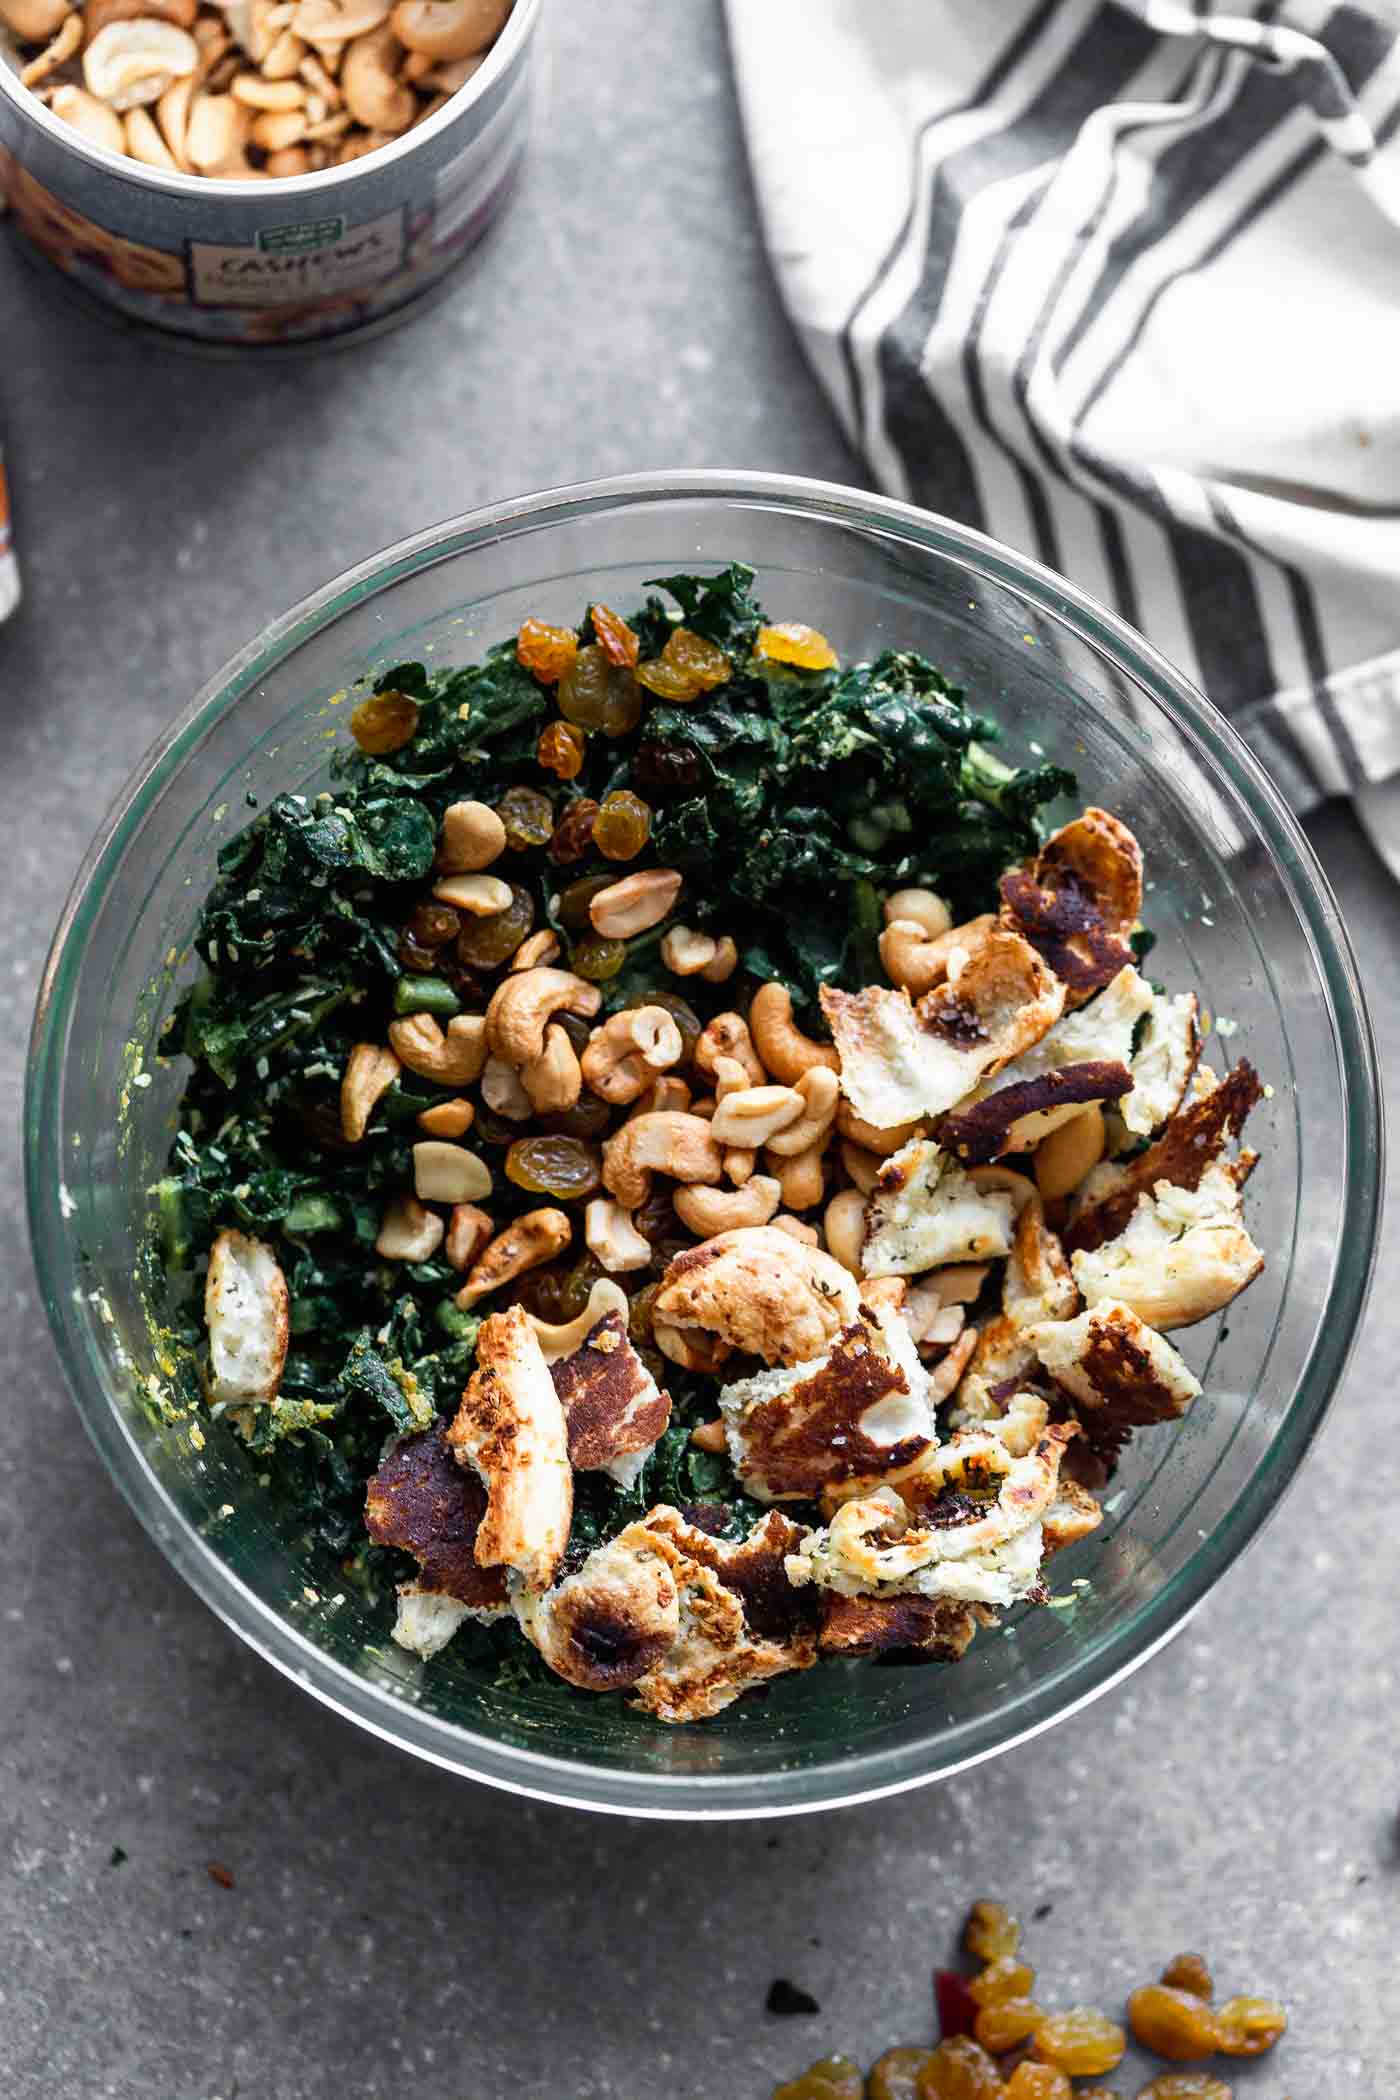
left=0, top=0, right=538, bottom=349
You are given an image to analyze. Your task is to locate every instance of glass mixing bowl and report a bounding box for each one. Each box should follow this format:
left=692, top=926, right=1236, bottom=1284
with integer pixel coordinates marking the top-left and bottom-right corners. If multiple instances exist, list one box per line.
left=26, top=471, right=1381, bottom=1817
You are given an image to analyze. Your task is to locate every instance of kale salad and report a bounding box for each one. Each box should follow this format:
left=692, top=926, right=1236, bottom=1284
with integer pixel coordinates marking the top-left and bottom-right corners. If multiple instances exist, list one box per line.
left=152, top=564, right=1265, bottom=1724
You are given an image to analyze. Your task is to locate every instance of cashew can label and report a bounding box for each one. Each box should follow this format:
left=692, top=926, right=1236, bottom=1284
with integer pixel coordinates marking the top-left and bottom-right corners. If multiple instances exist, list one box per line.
left=188, top=206, right=407, bottom=310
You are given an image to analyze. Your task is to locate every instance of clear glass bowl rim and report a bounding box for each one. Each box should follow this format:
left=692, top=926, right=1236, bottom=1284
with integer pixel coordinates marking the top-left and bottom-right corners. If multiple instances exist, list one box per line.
left=26, top=468, right=1383, bottom=1819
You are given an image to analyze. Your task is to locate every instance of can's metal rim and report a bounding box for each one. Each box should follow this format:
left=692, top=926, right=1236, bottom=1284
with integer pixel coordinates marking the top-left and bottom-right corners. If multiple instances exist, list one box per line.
left=0, top=0, right=538, bottom=201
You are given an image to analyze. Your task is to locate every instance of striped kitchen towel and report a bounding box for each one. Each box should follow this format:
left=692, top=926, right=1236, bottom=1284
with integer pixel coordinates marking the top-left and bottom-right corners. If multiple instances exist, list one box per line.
left=727, top=0, right=1400, bottom=841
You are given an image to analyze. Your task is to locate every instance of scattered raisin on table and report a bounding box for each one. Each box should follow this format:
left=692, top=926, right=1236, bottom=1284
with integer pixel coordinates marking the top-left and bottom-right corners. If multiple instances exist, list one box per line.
left=1002, top=2066, right=1071, bottom=2100
left=589, top=603, right=640, bottom=668
left=592, top=789, right=652, bottom=861
left=974, top=1998, right=1044, bottom=2053
left=964, top=1902, right=1021, bottom=1965
left=1126, top=1987, right=1222, bottom=2063
left=867, top=2045, right=937, bottom=2100
left=537, top=719, right=586, bottom=780
left=636, top=625, right=731, bottom=699
left=496, top=785, right=554, bottom=850
left=1032, top=2009, right=1125, bottom=2078
left=517, top=617, right=579, bottom=683
left=772, top=2057, right=865, bottom=2100
left=456, top=885, right=534, bottom=969
left=350, top=688, right=418, bottom=754
left=1212, top=1996, right=1285, bottom=2057
left=969, top=1958, right=1035, bottom=2008
left=1159, top=1956, right=1213, bottom=2002
left=914, top=2035, right=1002, bottom=2100
left=756, top=620, right=839, bottom=671
left=506, top=1136, right=602, bottom=1201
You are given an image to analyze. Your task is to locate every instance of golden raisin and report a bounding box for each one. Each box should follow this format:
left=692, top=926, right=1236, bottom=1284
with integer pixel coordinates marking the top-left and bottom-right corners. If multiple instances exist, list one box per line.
left=1032, top=2009, right=1126, bottom=2077
left=571, top=933, right=627, bottom=981
left=505, top=1136, right=602, bottom=1200
left=1134, top=2079, right=1232, bottom=2100
left=1126, top=1988, right=1222, bottom=2063
left=589, top=602, right=640, bottom=668
left=548, top=799, right=602, bottom=866
left=349, top=688, right=418, bottom=754
left=974, top=1999, right=1044, bottom=2054
left=1159, top=1956, right=1213, bottom=2002
left=592, top=789, right=652, bottom=862
left=496, top=785, right=554, bottom=850
left=537, top=719, right=586, bottom=780
left=868, top=2048, right=936, bottom=2100
left=517, top=616, right=579, bottom=683
left=772, top=2058, right=865, bottom=2100
left=969, top=1959, right=1035, bottom=2008
left=404, top=900, right=461, bottom=950
left=559, top=642, right=642, bottom=737
left=964, top=1902, right=1020, bottom=1965
left=914, top=2037, right=1002, bottom=2100
left=756, top=621, right=838, bottom=671
left=456, top=884, right=534, bottom=969
left=1213, top=1997, right=1285, bottom=2057
left=1003, top=2068, right=1071, bottom=2100
left=636, top=624, right=731, bottom=699
left=558, top=873, right=615, bottom=928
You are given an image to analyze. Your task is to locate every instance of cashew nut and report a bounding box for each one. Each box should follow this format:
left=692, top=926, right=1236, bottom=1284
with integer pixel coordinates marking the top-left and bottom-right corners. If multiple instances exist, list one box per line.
left=84, top=18, right=198, bottom=107
left=860, top=1276, right=907, bottom=1315
left=120, top=103, right=178, bottom=161
left=700, top=937, right=739, bottom=984
left=289, top=0, right=390, bottom=47
left=823, top=1188, right=867, bottom=1277
left=771, top=1215, right=820, bottom=1246
left=19, top=9, right=80, bottom=88
left=661, top=925, right=724, bottom=978
left=340, top=1040, right=400, bottom=1143
left=260, top=23, right=306, bottom=74
left=230, top=66, right=304, bottom=105
left=389, top=1011, right=487, bottom=1087
left=588, top=868, right=683, bottom=940
left=375, top=1194, right=444, bottom=1262
left=413, top=1140, right=492, bottom=1205
left=264, top=144, right=309, bottom=172
left=444, top=1202, right=492, bottom=1272
left=723, top=1148, right=756, bottom=1187
left=709, top=1084, right=805, bottom=1149
left=0, top=0, right=70, bottom=43
left=694, top=1011, right=765, bottom=1088
left=584, top=1198, right=653, bottom=1274
left=883, top=888, right=952, bottom=940
left=48, top=82, right=126, bottom=149
left=485, top=967, right=601, bottom=1068
left=654, top=1321, right=731, bottom=1374
left=389, top=0, right=505, bottom=59
left=481, top=1055, right=531, bottom=1122
left=520, top=1023, right=582, bottom=1116
left=184, top=88, right=251, bottom=169
left=763, top=1065, right=839, bottom=1157
left=601, top=1111, right=724, bottom=1208
left=929, top=1325, right=979, bottom=1401
left=839, top=1141, right=882, bottom=1196
left=456, top=1208, right=572, bottom=1309
left=772, top=1143, right=826, bottom=1212
left=581, top=1006, right=684, bottom=1105
left=966, top=1162, right=1038, bottom=1212
left=340, top=22, right=414, bottom=132
left=435, top=797, right=507, bottom=873
left=1034, top=1103, right=1105, bottom=1203
left=879, top=912, right=995, bottom=996
left=510, top=930, right=561, bottom=973
left=836, top=1102, right=923, bottom=1156
left=673, top=1176, right=781, bottom=1237
left=155, top=72, right=194, bottom=162
left=747, top=982, right=838, bottom=1085
left=527, top=1280, right=630, bottom=1364
left=711, top=1056, right=749, bottom=1101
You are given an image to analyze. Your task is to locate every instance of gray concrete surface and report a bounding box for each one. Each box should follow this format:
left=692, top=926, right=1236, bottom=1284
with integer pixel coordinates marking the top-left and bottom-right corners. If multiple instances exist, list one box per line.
left=2, top=5, right=1395, bottom=2096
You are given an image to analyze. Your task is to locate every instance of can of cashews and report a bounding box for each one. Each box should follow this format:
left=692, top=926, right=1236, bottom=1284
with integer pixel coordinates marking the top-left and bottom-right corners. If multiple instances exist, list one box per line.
left=0, top=0, right=537, bottom=350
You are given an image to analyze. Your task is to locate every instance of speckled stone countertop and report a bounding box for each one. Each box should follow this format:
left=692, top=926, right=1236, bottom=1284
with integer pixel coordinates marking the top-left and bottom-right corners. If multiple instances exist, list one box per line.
left=1, top=5, right=1395, bottom=2096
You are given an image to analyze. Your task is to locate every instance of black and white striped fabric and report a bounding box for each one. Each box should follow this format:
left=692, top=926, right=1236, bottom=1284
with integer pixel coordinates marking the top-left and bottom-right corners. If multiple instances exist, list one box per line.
left=727, top=0, right=1400, bottom=830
